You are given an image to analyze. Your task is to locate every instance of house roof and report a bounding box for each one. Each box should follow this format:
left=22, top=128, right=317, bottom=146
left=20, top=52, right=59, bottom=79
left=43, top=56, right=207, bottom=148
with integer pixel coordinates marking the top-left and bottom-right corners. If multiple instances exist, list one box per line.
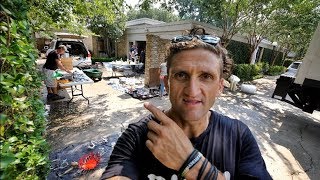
left=125, top=18, right=276, bottom=49
left=126, top=18, right=166, bottom=27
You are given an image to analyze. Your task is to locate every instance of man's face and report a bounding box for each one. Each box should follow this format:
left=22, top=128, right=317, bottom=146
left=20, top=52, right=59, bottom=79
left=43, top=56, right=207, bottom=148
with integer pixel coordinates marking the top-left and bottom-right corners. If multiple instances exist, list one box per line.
left=57, top=48, right=65, bottom=55
left=164, top=48, right=224, bottom=121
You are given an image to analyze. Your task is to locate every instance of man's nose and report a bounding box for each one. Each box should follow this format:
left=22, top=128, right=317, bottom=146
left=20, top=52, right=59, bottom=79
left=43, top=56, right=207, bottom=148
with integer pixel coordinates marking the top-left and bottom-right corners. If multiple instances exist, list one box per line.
left=184, top=77, right=201, bottom=97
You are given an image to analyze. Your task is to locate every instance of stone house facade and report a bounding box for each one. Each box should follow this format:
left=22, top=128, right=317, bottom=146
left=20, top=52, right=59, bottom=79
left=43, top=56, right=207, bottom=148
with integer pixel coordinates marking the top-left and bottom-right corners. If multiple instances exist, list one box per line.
left=117, top=18, right=278, bottom=87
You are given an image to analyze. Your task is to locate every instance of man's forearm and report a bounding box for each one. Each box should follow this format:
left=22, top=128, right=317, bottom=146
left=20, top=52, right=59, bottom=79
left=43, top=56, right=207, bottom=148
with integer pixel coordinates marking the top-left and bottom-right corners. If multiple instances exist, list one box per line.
left=185, top=157, right=225, bottom=180
left=56, top=60, right=70, bottom=72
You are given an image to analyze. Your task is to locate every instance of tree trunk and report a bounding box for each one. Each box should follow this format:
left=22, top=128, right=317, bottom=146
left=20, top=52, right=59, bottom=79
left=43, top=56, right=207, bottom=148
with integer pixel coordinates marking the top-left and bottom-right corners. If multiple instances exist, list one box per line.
left=271, top=49, right=280, bottom=66
left=250, top=47, right=258, bottom=64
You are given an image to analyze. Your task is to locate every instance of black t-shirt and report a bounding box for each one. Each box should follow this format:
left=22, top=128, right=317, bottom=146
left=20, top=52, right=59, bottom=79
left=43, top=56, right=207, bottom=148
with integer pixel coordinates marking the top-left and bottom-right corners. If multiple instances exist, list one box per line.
left=101, top=111, right=272, bottom=180
left=43, top=51, right=59, bottom=70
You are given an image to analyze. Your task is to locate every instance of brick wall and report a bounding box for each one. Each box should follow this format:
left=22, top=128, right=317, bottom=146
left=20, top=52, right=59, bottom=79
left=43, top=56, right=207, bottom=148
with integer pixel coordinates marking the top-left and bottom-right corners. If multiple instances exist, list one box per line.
left=116, top=33, right=128, bottom=58
left=91, top=36, right=99, bottom=57
left=145, top=34, right=170, bottom=87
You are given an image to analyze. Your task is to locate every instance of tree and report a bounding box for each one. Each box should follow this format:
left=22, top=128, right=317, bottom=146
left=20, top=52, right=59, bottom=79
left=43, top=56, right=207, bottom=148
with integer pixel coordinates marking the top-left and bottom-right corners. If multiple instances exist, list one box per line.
left=1, top=2, right=49, bottom=178
left=28, top=0, right=127, bottom=44
left=240, top=0, right=274, bottom=64
left=140, top=0, right=252, bottom=47
left=268, top=0, right=320, bottom=63
left=198, top=0, right=251, bottom=47
left=0, top=0, right=127, bottom=178
left=141, top=0, right=320, bottom=64
left=171, top=0, right=210, bottom=22
left=127, top=7, right=180, bottom=22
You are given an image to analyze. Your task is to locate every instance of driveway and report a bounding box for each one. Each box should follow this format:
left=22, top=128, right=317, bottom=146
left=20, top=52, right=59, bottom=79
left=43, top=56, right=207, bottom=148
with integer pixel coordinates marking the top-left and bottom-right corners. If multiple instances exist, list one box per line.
left=45, top=65, right=320, bottom=180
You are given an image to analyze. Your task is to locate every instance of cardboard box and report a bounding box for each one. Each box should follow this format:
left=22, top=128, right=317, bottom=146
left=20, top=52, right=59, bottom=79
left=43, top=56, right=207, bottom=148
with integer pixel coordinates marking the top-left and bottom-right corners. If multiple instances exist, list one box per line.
left=60, top=58, right=73, bottom=70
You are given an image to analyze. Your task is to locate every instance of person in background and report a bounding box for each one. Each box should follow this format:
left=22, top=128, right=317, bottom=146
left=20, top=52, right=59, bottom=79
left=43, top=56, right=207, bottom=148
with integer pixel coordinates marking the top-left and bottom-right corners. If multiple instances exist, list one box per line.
left=159, top=62, right=167, bottom=99
left=43, top=45, right=72, bottom=101
left=129, top=45, right=137, bottom=61
left=140, top=49, right=146, bottom=64
left=139, top=49, right=146, bottom=73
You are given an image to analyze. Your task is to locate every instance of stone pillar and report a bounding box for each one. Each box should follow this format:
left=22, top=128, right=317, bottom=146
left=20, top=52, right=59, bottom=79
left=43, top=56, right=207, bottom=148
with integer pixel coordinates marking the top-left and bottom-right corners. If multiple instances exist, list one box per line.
left=145, top=34, right=170, bottom=87
left=116, top=33, right=128, bottom=58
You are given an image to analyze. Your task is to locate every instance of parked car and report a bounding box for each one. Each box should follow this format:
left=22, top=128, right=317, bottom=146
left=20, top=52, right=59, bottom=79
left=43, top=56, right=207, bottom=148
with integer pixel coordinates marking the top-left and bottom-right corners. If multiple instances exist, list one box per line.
left=41, top=46, right=49, bottom=53
left=46, top=39, right=92, bottom=67
left=282, top=61, right=302, bottom=77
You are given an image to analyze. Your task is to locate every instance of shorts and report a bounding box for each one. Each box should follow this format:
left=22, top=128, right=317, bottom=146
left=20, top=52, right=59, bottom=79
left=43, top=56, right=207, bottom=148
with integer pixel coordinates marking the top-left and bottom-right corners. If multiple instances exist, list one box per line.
left=43, top=68, right=57, bottom=87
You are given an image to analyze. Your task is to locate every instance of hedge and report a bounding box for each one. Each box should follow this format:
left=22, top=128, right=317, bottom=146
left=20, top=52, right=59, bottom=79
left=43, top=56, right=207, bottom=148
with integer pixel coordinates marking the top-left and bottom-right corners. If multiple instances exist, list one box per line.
left=233, top=63, right=285, bottom=82
left=226, top=40, right=284, bottom=65
left=226, top=40, right=251, bottom=64
left=0, top=4, right=49, bottom=179
left=261, top=48, right=284, bottom=66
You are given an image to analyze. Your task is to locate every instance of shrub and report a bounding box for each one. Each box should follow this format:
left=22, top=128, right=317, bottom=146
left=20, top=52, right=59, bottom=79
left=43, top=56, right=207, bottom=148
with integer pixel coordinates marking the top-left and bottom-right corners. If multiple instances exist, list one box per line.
left=0, top=6, right=49, bottom=179
left=267, top=66, right=286, bottom=76
left=234, top=63, right=286, bottom=81
left=234, top=63, right=266, bottom=82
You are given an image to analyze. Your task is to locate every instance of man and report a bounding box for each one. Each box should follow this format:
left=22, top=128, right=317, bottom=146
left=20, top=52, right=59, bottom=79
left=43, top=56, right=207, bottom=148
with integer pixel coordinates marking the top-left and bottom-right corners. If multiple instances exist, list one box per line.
left=159, top=62, right=167, bottom=99
left=43, top=45, right=71, bottom=101
left=101, top=28, right=271, bottom=180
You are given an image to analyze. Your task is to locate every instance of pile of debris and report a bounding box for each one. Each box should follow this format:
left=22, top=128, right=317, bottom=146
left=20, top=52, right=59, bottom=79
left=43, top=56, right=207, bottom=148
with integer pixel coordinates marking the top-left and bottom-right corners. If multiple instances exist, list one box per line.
left=107, top=77, right=162, bottom=100
left=48, top=133, right=121, bottom=179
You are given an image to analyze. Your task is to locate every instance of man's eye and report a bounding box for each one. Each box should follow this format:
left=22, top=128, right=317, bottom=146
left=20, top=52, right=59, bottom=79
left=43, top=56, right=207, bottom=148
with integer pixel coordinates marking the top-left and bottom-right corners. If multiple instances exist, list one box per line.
left=174, top=72, right=188, bottom=80
left=200, top=73, right=214, bottom=81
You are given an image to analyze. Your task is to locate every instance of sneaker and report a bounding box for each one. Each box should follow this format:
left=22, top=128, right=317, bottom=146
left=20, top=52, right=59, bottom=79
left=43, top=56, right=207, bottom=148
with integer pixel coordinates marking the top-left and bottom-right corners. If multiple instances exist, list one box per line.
left=51, top=94, right=65, bottom=101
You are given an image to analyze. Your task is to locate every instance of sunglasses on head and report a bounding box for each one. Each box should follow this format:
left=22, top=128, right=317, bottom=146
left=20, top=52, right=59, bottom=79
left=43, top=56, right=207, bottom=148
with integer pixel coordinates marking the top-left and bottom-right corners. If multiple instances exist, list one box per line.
left=171, top=35, right=221, bottom=46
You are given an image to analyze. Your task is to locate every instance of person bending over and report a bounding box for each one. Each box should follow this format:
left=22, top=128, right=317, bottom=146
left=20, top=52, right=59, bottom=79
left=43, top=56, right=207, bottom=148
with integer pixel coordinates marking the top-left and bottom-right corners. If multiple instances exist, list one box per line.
left=43, top=45, right=71, bottom=101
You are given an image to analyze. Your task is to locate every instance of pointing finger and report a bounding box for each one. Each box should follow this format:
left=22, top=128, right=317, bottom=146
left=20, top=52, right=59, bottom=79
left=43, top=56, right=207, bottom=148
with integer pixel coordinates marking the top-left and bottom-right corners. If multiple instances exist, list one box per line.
left=144, top=102, right=171, bottom=125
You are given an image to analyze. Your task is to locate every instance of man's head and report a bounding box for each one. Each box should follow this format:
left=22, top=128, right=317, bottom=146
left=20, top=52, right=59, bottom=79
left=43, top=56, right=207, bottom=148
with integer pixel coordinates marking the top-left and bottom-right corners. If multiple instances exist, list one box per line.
left=164, top=27, right=232, bottom=121
left=56, top=45, right=67, bottom=55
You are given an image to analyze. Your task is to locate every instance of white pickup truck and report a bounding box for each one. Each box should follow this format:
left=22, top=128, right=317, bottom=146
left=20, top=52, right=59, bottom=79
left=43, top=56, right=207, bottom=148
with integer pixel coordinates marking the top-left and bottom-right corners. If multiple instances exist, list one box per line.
left=272, top=23, right=320, bottom=113
left=46, top=33, right=92, bottom=67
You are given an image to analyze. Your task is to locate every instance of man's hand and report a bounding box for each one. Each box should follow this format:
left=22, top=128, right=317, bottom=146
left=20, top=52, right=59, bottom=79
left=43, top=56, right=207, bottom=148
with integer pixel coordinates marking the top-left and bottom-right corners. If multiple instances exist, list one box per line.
left=144, top=102, right=194, bottom=171
left=66, top=69, right=72, bottom=73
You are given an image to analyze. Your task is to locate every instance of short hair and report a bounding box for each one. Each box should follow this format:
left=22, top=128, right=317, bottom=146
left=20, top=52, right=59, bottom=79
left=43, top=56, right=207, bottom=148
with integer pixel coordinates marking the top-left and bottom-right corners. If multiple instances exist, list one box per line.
left=57, top=45, right=67, bottom=51
left=165, top=27, right=233, bottom=79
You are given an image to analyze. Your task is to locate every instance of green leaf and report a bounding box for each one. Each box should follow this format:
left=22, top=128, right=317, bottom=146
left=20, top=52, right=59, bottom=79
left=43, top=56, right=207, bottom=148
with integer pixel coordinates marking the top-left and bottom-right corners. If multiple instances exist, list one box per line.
left=0, top=36, right=6, bottom=45
left=5, top=56, right=16, bottom=61
left=1, top=81, right=13, bottom=87
left=0, top=114, right=7, bottom=124
left=0, top=25, right=8, bottom=32
left=8, top=136, right=18, bottom=143
left=0, top=155, right=15, bottom=170
left=0, top=126, right=4, bottom=136
left=0, top=5, right=12, bottom=15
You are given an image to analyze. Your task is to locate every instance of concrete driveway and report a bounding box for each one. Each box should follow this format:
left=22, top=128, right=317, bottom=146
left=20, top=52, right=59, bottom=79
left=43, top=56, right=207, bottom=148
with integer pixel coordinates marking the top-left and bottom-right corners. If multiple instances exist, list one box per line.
left=214, top=77, right=320, bottom=180
left=45, top=66, right=320, bottom=180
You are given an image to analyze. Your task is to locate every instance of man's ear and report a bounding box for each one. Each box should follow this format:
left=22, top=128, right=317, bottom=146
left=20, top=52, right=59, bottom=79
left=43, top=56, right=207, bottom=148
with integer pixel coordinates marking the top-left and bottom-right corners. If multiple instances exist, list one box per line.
left=219, top=78, right=224, bottom=94
left=164, top=75, right=169, bottom=91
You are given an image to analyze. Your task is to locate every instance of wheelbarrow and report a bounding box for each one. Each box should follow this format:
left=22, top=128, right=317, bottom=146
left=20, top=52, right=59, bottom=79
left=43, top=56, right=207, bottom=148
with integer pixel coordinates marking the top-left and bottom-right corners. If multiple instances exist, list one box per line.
left=82, top=69, right=103, bottom=82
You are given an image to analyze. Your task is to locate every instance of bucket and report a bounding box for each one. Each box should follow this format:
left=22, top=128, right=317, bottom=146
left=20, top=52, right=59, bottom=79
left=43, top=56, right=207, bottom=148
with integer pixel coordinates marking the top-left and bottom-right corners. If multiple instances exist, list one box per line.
left=240, top=84, right=257, bottom=94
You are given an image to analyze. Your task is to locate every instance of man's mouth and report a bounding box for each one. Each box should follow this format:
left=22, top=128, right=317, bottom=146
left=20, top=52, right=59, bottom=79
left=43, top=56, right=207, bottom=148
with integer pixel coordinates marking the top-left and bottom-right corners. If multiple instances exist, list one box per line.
left=183, top=99, right=202, bottom=105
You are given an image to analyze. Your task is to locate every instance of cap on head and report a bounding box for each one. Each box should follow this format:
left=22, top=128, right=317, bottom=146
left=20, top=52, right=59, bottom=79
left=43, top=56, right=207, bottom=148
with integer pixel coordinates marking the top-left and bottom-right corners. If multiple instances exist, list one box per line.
left=58, top=45, right=67, bottom=52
